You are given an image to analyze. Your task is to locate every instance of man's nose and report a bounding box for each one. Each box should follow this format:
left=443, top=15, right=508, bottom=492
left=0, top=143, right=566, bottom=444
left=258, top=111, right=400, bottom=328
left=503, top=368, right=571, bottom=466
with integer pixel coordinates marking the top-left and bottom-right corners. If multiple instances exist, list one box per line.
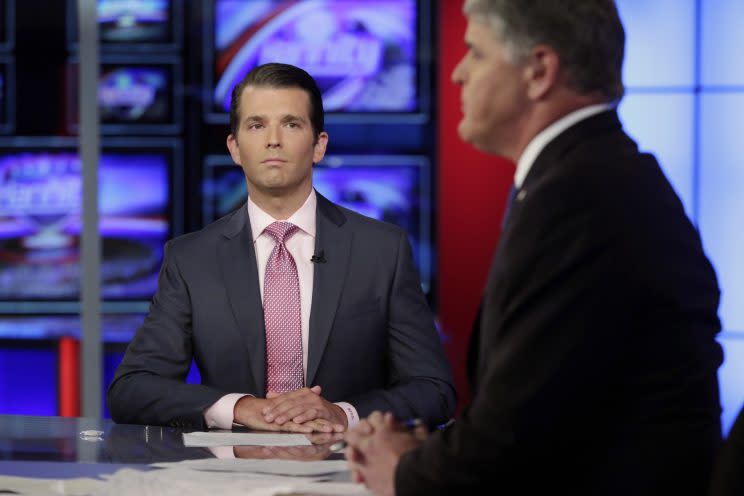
left=452, top=59, right=465, bottom=85
left=266, top=126, right=281, bottom=148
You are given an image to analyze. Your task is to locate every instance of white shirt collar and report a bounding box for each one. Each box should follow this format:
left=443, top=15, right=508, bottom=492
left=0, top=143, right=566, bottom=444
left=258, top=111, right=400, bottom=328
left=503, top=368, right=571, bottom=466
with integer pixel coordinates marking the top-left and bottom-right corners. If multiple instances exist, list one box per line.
left=514, top=103, right=614, bottom=188
left=247, top=189, right=317, bottom=242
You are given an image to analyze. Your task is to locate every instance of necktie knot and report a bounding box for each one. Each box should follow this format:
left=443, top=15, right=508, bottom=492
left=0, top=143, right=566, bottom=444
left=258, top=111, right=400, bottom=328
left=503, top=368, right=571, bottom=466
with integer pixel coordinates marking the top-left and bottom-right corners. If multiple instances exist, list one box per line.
left=264, top=221, right=299, bottom=244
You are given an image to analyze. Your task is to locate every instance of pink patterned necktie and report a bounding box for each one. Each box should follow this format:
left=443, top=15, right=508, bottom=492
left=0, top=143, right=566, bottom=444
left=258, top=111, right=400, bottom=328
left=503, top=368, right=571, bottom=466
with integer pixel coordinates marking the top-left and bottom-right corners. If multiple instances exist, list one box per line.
left=263, top=221, right=304, bottom=394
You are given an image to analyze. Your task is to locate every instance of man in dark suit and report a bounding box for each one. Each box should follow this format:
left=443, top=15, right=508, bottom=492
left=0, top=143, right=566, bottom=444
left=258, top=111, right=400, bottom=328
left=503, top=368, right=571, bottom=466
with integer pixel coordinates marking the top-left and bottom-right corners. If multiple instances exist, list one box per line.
left=107, top=63, right=455, bottom=433
left=345, top=1, right=723, bottom=495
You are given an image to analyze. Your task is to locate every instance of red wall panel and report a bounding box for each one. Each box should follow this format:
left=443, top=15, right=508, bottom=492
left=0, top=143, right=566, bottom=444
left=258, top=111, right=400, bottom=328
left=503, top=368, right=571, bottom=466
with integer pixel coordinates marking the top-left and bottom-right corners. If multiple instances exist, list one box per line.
left=436, top=0, right=515, bottom=408
left=58, top=337, right=80, bottom=417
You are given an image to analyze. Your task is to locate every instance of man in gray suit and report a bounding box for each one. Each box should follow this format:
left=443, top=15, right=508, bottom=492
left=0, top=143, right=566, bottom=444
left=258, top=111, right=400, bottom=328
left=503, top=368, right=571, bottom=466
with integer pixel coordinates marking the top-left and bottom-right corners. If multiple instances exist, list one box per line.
left=107, top=63, right=455, bottom=433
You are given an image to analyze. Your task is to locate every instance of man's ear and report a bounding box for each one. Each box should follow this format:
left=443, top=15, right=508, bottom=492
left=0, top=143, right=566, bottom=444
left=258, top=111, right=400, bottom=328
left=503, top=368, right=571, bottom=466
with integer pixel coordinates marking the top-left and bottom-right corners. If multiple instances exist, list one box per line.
left=524, top=44, right=560, bottom=100
left=226, top=134, right=241, bottom=166
left=312, top=131, right=329, bottom=164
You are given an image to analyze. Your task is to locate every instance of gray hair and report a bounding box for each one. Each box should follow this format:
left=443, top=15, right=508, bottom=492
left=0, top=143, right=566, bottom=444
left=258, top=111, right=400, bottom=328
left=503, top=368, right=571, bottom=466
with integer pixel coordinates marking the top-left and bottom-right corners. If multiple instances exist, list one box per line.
left=463, top=0, right=625, bottom=102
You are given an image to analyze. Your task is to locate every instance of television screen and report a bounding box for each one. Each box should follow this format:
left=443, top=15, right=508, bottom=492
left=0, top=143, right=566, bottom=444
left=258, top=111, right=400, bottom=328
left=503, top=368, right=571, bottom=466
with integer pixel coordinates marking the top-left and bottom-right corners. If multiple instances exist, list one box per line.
left=67, top=58, right=180, bottom=133
left=201, top=157, right=245, bottom=222
left=0, top=143, right=174, bottom=300
left=0, top=312, right=146, bottom=417
left=68, top=0, right=181, bottom=48
left=202, top=154, right=432, bottom=291
left=0, top=347, right=57, bottom=416
left=207, top=0, right=421, bottom=121
left=99, top=0, right=170, bottom=43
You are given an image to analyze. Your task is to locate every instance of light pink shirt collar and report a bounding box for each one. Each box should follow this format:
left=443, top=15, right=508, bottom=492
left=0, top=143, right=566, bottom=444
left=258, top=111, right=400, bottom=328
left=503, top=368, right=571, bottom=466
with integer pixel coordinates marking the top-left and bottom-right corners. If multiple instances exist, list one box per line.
left=246, top=189, right=317, bottom=242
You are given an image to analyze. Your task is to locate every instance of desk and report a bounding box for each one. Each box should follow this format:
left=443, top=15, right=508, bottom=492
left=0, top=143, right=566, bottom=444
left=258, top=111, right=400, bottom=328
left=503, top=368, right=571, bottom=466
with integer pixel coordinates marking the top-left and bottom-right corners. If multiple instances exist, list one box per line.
left=0, top=415, right=345, bottom=480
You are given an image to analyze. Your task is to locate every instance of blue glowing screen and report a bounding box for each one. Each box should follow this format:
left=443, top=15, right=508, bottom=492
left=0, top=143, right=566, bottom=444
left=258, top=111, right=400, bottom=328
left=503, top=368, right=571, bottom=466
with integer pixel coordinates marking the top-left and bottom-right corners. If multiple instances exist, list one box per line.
left=0, top=150, right=170, bottom=300
left=213, top=0, right=417, bottom=113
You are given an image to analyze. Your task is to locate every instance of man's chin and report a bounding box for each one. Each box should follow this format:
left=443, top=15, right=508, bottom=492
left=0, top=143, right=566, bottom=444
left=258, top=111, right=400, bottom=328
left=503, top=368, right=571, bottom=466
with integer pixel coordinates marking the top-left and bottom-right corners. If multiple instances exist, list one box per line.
left=260, top=182, right=312, bottom=199
left=458, top=124, right=509, bottom=157
left=457, top=121, right=485, bottom=145
left=458, top=124, right=487, bottom=151
left=456, top=120, right=469, bottom=142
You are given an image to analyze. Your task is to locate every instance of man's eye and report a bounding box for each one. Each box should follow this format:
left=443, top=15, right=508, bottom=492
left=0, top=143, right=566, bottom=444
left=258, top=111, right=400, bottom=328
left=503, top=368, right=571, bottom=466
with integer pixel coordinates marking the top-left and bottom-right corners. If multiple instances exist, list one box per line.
left=286, top=122, right=299, bottom=128
left=248, top=123, right=262, bottom=129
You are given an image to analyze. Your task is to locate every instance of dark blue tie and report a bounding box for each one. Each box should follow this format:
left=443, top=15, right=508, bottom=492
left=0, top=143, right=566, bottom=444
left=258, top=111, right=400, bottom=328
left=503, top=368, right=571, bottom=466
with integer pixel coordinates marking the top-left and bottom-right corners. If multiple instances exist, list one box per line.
left=501, top=185, right=518, bottom=230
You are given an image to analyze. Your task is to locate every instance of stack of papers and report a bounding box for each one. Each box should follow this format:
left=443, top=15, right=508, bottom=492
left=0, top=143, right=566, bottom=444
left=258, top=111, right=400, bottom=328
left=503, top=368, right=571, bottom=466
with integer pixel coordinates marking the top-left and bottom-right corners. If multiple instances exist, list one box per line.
left=95, top=467, right=371, bottom=496
left=152, top=458, right=349, bottom=476
left=182, top=432, right=312, bottom=448
left=0, top=464, right=368, bottom=496
left=0, top=475, right=102, bottom=495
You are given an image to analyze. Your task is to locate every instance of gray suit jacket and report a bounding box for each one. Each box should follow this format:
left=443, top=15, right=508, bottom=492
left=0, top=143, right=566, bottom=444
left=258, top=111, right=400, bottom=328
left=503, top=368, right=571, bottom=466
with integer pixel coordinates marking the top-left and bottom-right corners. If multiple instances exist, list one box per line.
left=107, top=192, right=455, bottom=429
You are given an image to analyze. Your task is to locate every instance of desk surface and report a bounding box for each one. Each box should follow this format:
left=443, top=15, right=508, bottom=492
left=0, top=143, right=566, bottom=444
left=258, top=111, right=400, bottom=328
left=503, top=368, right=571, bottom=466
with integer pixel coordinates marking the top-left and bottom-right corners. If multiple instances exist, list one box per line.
left=0, top=415, right=344, bottom=479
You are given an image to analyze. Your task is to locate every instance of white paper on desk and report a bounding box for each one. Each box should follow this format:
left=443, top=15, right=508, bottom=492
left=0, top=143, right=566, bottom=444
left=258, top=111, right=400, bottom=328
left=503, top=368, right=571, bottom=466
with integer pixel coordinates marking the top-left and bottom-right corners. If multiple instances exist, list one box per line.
left=0, top=474, right=103, bottom=495
left=152, top=458, right=349, bottom=476
left=183, top=431, right=312, bottom=447
left=93, top=467, right=372, bottom=496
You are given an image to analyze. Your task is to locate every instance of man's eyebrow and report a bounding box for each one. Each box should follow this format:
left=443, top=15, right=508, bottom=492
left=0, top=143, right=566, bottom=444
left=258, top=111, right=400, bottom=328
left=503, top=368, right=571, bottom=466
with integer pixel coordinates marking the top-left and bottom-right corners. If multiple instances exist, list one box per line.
left=243, top=114, right=265, bottom=122
left=281, top=114, right=307, bottom=123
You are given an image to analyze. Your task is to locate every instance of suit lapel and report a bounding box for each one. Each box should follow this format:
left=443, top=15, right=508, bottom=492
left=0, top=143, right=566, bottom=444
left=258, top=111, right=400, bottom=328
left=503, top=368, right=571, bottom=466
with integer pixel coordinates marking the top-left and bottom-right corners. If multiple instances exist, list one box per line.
left=497, top=110, right=623, bottom=260
left=217, top=205, right=266, bottom=394
left=306, top=193, right=351, bottom=385
left=476, top=110, right=625, bottom=386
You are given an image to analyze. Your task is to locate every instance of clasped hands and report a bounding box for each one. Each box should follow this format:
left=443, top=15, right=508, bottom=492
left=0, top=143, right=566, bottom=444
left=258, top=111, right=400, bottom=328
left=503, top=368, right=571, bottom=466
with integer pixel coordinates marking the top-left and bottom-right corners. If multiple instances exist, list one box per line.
left=344, top=411, right=429, bottom=496
left=233, top=385, right=347, bottom=433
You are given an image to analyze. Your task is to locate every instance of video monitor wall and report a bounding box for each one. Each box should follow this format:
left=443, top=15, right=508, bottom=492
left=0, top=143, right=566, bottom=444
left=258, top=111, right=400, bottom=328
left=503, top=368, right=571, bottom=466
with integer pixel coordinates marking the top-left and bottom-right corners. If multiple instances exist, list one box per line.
left=67, top=0, right=183, bottom=51
left=0, top=138, right=182, bottom=302
left=0, top=1, right=436, bottom=418
left=66, top=57, right=182, bottom=134
left=202, top=154, right=432, bottom=292
left=204, top=0, right=428, bottom=123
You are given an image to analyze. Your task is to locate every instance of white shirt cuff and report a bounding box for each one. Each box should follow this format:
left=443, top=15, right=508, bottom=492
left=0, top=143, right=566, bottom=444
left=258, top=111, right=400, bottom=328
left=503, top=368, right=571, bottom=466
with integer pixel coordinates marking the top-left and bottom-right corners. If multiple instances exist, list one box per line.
left=203, top=393, right=249, bottom=429
left=334, top=401, right=359, bottom=426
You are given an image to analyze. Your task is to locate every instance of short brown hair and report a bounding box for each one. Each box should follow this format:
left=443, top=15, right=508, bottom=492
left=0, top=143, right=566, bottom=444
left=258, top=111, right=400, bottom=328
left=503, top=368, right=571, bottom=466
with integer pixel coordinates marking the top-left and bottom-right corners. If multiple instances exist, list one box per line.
left=228, top=63, right=325, bottom=140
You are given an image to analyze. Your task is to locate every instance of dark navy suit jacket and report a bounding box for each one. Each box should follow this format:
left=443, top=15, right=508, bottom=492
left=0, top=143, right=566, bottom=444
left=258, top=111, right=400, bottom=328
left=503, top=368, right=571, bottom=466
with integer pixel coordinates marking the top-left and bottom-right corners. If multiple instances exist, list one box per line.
left=396, top=110, right=723, bottom=495
left=108, top=192, right=455, bottom=429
